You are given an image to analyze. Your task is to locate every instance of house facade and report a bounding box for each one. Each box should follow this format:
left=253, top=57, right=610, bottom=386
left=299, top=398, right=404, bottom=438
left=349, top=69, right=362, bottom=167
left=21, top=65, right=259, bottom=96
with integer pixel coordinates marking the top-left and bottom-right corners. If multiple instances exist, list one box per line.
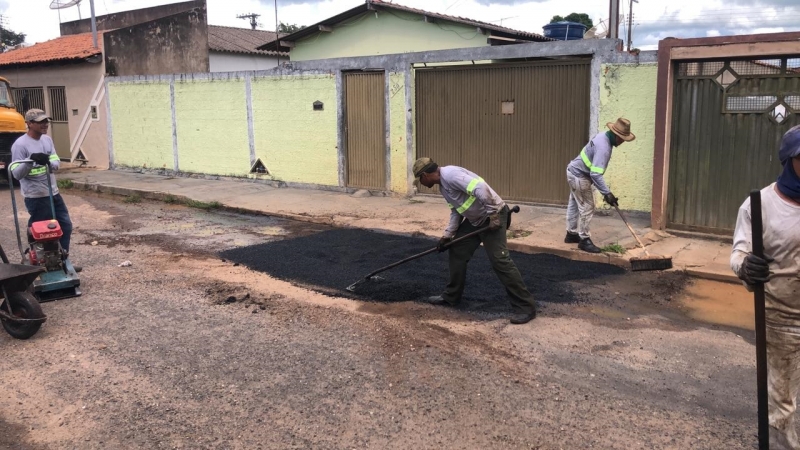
left=0, top=33, right=108, bottom=167
left=259, top=0, right=552, bottom=61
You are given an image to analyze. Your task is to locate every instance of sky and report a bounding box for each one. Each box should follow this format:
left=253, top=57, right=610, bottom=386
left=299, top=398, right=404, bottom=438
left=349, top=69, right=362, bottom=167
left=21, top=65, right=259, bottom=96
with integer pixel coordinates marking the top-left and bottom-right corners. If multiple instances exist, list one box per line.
left=2, top=0, right=800, bottom=51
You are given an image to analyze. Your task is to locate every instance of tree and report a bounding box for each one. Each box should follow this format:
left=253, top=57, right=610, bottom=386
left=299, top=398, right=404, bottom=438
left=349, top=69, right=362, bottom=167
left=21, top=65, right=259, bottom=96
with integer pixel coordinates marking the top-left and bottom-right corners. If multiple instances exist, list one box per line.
left=0, top=23, right=26, bottom=52
left=278, top=23, right=304, bottom=34
left=550, top=13, right=593, bottom=30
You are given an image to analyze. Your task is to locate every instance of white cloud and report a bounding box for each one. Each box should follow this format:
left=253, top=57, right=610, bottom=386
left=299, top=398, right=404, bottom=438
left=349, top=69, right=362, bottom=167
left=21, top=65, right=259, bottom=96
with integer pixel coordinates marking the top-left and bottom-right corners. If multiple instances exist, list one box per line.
left=2, top=0, right=799, bottom=51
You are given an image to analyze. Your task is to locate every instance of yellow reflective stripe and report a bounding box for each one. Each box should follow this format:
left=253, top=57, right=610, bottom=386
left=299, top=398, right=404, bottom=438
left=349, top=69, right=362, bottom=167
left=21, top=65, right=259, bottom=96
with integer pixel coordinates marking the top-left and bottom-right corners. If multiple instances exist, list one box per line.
left=466, top=177, right=484, bottom=195
left=580, top=148, right=605, bottom=174
left=48, top=154, right=59, bottom=161
left=452, top=177, right=484, bottom=214
left=9, top=162, right=22, bottom=171
left=28, top=167, right=47, bottom=176
left=456, top=195, right=476, bottom=214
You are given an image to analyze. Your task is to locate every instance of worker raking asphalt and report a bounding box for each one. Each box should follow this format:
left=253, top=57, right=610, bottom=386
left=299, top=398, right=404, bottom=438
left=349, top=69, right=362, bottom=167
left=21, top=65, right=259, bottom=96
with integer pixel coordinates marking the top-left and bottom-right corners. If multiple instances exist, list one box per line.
left=220, top=229, right=626, bottom=314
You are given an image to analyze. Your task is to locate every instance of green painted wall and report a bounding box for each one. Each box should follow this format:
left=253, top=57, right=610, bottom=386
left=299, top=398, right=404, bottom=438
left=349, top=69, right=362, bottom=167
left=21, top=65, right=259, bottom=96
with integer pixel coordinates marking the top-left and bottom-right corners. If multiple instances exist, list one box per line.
left=598, top=64, right=658, bottom=212
left=389, top=72, right=407, bottom=193
left=251, top=74, right=338, bottom=186
left=174, top=79, right=250, bottom=176
left=291, top=11, right=489, bottom=61
left=109, top=82, right=173, bottom=169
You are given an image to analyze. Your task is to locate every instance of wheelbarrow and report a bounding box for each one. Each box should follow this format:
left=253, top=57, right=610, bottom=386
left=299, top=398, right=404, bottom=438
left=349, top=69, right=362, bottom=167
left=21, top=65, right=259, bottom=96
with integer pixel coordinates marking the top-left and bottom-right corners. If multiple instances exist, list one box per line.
left=0, top=242, right=46, bottom=339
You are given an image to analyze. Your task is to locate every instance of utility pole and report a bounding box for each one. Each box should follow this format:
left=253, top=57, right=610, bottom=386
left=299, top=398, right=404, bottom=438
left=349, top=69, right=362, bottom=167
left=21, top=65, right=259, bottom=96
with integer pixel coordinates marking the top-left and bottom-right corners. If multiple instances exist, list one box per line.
left=608, top=0, right=619, bottom=40
left=626, top=0, right=638, bottom=51
left=89, top=0, right=98, bottom=49
left=236, top=13, right=261, bottom=30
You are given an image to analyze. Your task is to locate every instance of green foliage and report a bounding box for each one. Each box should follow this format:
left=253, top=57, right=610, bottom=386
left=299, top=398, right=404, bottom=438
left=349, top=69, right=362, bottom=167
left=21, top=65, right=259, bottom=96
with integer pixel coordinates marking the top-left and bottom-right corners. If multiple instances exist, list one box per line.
left=550, top=13, right=593, bottom=30
left=278, top=23, right=305, bottom=34
left=601, top=243, right=626, bottom=254
left=185, top=200, right=222, bottom=210
left=123, top=194, right=142, bottom=204
left=0, top=25, right=25, bottom=52
left=57, top=178, right=74, bottom=189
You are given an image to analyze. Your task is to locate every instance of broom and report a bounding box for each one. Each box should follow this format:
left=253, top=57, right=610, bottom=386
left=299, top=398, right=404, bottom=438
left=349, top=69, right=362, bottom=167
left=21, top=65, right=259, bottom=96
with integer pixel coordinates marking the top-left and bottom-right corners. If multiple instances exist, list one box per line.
left=613, top=205, right=673, bottom=272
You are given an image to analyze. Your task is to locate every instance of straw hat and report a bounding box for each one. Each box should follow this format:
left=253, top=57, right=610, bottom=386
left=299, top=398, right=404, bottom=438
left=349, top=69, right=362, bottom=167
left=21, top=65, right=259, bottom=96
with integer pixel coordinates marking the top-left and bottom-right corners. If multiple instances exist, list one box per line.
left=606, top=118, right=635, bottom=142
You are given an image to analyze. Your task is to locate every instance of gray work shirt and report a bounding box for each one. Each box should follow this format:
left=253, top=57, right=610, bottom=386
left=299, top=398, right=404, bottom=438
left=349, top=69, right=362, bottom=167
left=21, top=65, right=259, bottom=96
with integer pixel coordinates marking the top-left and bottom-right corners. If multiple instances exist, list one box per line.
left=567, top=131, right=613, bottom=195
left=439, top=166, right=505, bottom=238
left=10, top=134, right=60, bottom=199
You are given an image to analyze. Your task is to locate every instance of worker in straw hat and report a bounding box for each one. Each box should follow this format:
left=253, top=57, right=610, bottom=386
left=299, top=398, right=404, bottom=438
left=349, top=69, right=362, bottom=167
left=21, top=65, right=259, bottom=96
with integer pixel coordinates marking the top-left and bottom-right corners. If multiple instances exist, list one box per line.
left=412, top=157, right=536, bottom=325
left=564, top=117, right=635, bottom=253
left=731, top=125, right=800, bottom=449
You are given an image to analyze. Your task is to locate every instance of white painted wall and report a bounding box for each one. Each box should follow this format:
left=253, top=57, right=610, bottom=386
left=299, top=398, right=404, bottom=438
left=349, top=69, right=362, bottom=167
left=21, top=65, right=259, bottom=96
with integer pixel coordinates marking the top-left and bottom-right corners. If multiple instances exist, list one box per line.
left=208, top=51, right=281, bottom=72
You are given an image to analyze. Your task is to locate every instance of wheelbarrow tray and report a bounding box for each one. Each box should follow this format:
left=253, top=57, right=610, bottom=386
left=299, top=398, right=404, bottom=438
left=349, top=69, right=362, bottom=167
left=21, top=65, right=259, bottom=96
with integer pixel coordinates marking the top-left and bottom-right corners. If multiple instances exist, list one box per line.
left=0, top=264, right=46, bottom=294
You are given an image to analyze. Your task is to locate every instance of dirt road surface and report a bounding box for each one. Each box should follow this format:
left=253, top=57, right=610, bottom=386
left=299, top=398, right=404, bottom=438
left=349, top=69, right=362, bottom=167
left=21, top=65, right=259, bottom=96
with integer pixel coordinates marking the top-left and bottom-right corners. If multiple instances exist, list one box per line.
left=0, top=189, right=761, bottom=449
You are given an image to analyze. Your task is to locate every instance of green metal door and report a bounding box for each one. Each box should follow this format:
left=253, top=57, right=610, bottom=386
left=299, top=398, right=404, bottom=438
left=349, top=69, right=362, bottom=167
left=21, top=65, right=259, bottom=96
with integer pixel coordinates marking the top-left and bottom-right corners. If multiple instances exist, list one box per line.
left=667, top=57, right=800, bottom=234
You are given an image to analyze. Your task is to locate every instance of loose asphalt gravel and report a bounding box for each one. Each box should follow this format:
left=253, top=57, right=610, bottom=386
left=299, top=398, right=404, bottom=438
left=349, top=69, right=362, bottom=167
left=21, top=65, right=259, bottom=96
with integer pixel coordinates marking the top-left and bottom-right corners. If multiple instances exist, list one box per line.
left=0, top=189, right=768, bottom=449
left=220, top=228, right=627, bottom=314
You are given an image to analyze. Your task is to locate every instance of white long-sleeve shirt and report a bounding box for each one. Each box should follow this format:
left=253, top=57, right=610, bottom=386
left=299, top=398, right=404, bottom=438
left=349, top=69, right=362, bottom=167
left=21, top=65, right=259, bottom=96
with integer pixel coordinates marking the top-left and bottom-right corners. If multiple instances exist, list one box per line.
left=10, top=134, right=60, bottom=199
left=731, top=183, right=800, bottom=327
left=439, top=166, right=505, bottom=238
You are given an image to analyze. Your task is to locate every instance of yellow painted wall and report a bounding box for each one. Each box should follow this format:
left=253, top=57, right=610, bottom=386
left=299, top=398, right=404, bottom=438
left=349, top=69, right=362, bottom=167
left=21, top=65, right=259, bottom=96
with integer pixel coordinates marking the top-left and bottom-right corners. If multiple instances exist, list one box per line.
left=291, top=11, right=489, bottom=61
left=108, top=82, right=173, bottom=169
left=389, top=72, right=407, bottom=193
left=251, top=74, right=338, bottom=186
left=598, top=63, right=658, bottom=212
left=174, top=79, right=250, bottom=176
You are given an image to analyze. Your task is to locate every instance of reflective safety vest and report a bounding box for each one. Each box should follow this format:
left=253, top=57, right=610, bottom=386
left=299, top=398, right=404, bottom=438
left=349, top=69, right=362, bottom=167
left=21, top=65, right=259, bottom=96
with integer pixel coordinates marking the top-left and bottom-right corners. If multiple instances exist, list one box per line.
left=579, top=147, right=606, bottom=175
left=447, top=177, right=484, bottom=214
left=9, top=154, right=59, bottom=176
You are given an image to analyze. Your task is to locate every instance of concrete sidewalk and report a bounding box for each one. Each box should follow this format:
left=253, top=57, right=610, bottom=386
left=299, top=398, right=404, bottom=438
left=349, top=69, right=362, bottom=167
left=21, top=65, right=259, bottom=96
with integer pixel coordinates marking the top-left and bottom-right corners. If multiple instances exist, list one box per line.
left=61, top=168, right=738, bottom=283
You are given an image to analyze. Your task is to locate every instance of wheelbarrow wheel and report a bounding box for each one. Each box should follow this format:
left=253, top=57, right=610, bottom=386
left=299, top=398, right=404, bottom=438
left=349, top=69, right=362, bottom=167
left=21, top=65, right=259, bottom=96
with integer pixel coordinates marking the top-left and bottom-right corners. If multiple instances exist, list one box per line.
left=1, top=291, right=44, bottom=339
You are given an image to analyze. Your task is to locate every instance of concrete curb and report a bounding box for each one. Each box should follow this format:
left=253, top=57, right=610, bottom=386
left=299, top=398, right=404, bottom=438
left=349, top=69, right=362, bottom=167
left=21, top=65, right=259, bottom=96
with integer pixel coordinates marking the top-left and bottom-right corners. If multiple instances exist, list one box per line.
left=70, top=180, right=737, bottom=284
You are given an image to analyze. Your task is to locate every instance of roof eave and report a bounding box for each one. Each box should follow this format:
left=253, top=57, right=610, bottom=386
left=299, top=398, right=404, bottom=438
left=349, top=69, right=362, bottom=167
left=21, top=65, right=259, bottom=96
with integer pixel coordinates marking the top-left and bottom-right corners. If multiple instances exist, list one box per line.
left=0, top=54, right=102, bottom=70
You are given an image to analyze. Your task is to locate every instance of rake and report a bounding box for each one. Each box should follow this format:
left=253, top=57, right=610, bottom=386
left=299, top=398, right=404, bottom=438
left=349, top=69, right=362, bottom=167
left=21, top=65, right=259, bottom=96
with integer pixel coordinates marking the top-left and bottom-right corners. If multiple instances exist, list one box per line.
left=346, top=206, right=520, bottom=292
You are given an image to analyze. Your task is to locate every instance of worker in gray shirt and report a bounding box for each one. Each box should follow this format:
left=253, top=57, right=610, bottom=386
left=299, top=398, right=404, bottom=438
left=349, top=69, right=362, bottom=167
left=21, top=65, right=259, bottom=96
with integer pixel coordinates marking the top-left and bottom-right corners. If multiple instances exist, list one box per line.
left=565, top=118, right=635, bottom=253
left=10, top=109, right=73, bottom=257
left=413, top=157, right=536, bottom=325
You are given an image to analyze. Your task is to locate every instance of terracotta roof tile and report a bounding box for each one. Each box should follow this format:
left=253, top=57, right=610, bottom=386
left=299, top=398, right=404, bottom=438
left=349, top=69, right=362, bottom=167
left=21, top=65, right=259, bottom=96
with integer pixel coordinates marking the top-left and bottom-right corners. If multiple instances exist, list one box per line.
left=0, top=32, right=103, bottom=67
left=208, top=25, right=287, bottom=56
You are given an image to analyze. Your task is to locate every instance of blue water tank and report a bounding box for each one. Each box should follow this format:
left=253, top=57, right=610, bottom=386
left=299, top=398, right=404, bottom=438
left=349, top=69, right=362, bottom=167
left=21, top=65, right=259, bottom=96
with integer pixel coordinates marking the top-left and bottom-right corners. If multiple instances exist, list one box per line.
left=542, top=21, right=587, bottom=41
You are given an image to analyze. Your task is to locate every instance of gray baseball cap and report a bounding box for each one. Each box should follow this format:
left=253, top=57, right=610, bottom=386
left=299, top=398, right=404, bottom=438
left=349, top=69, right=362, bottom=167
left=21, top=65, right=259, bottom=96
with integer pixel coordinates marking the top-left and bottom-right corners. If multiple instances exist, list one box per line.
left=24, top=109, right=50, bottom=123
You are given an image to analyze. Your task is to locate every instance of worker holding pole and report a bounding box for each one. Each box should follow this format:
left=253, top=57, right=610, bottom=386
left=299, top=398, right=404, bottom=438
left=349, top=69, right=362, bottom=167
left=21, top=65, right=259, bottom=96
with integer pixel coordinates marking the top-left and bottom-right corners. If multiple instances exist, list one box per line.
left=413, top=158, right=536, bottom=325
left=565, top=118, right=635, bottom=253
left=731, top=125, right=800, bottom=449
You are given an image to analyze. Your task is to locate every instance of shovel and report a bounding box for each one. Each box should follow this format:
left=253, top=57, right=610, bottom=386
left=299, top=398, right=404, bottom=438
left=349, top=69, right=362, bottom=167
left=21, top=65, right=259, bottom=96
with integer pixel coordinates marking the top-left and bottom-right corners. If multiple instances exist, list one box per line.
left=346, top=206, right=520, bottom=292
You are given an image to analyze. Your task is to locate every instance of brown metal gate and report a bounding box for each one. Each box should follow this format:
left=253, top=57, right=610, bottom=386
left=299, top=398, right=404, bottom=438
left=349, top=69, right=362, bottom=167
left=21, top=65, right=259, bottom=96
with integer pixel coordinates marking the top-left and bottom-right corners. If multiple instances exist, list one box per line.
left=344, top=72, right=386, bottom=190
left=667, top=57, right=800, bottom=233
left=415, top=60, right=590, bottom=203
left=11, top=87, right=45, bottom=115
left=47, top=86, right=71, bottom=160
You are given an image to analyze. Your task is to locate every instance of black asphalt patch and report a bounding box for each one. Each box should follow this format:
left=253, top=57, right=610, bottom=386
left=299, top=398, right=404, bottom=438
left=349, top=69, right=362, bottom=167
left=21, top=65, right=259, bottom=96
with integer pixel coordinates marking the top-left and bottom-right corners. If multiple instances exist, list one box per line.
left=220, top=228, right=627, bottom=315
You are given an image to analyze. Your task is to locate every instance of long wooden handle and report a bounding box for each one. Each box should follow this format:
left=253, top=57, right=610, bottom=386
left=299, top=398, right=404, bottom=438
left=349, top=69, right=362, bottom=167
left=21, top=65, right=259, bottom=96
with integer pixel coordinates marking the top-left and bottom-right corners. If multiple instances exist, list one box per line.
left=614, top=205, right=650, bottom=257
left=750, top=190, right=770, bottom=450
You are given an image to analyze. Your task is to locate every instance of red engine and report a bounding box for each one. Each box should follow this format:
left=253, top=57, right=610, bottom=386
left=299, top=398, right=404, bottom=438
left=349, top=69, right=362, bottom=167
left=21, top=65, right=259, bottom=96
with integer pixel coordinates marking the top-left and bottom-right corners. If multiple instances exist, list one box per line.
left=30, top=220, right=63, bottom=242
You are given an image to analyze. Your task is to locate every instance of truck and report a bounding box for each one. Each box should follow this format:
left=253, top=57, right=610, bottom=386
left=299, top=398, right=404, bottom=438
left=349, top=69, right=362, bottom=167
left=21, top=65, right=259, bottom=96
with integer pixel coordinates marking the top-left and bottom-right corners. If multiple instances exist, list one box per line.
left=0, top=77, right=27, bottom=183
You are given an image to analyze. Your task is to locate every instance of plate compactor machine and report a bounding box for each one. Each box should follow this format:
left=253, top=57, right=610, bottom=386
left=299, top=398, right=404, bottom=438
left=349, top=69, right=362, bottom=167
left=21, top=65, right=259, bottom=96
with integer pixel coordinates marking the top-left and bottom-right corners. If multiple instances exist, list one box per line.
left=8, top=161, right=81, bottom=302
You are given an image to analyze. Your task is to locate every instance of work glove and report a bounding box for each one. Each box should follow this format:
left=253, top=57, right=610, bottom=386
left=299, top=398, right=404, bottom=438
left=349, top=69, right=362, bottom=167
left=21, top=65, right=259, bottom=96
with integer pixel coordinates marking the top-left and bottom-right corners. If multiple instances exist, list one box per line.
left=603, top=192, right=619, bottom=207
left=737, top=253, right=773, bottom=286
left=488, top=213, right=502, bottom=231
left=437, top=236, right=453, bottom=252
left=29, top=153, right=50, bottom=166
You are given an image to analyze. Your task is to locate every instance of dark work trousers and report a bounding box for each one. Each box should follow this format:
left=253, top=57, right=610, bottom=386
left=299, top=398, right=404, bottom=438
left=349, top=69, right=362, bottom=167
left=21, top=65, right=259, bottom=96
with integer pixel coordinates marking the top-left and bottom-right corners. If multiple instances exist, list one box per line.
left=24, top=194, right=72, bottom=252
left=441, top=206, right=536, bottom=314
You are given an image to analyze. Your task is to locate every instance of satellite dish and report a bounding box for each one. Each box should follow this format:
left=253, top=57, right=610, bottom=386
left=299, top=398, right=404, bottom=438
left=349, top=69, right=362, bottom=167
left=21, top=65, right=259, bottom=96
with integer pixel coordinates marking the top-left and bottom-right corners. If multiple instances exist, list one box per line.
left=50, top=0, right=82, bottom=9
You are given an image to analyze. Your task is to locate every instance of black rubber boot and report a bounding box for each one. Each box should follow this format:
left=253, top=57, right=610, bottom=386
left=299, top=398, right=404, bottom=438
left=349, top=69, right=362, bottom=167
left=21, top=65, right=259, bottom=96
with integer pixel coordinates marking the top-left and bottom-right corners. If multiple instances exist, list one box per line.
left=578, top=238, right=602, bottom=254
left=564, top=232, right=581, bottom=244
left=424, top=296, right=457, bottom=307
left=510, top=310, right=536, bottom=324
